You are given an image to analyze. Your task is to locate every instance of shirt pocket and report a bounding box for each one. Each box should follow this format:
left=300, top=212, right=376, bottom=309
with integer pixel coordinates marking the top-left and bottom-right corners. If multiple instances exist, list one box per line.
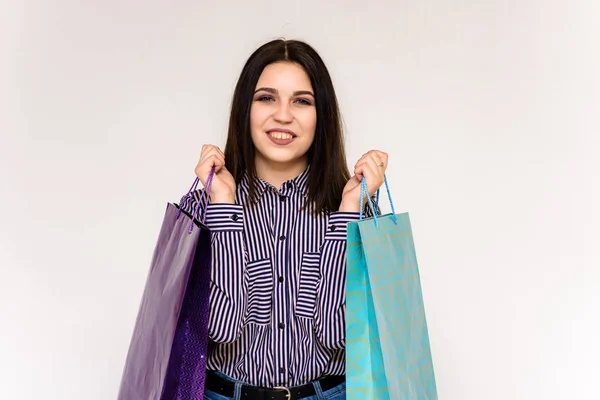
left=295, top=252, right=322, bottom=319
left=245, top=258, right=273, bottom=325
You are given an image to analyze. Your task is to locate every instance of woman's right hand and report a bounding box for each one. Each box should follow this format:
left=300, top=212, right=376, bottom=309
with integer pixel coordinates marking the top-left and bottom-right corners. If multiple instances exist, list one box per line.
left=195, top=144, right=236, bottom=204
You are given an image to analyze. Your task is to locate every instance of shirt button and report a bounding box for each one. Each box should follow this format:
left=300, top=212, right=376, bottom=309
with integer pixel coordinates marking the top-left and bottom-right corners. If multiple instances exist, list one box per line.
left=278, top=322, right=285, bottom=329
left=279, top=235, right=286, bottom=241
left=279, top=195, right=286, bottom=202
left=329, top=225, right=337, bottom=231
left=230, top=214, right=239, bottom=222
left=279, top=367, right=285, bottom=373
left=278, top=276, right=284, bottom=283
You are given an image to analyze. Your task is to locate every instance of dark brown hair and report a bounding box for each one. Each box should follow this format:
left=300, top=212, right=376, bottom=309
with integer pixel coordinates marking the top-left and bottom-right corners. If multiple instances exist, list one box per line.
left=224, top=39, right=350, bottom=214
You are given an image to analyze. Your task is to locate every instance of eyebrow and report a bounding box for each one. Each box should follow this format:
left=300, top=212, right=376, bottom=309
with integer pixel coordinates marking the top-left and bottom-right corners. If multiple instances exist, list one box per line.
left=254, top=87, right=315, bottom=97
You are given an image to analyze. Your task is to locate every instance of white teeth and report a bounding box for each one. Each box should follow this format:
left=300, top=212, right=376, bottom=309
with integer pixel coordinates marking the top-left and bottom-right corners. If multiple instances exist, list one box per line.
left=270, top=132, right=293, bottom=140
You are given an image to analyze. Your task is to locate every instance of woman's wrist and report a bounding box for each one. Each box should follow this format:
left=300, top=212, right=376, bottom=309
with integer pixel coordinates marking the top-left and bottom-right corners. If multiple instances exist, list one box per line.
left=338, top=199, right=360, bottom=213
left=210, top=194, right=236, bottom=204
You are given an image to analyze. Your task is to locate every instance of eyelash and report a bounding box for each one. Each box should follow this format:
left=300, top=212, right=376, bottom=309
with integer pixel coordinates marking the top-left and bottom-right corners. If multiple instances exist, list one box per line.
left=296, top=98, right=312, bottom=106
left=256, top=95, right=313, bottom=106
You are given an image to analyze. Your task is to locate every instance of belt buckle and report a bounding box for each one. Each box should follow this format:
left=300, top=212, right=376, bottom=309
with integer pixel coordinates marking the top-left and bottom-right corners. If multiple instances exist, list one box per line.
left=273, top=386, right=291, bottom=399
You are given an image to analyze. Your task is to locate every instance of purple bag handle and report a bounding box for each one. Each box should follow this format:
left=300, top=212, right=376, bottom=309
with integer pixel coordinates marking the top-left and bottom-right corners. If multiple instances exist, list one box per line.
left=176, top=167, right=215, bottom=233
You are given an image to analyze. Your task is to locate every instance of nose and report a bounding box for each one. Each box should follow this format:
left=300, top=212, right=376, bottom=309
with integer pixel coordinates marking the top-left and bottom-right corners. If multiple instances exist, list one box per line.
left=273, top=101, right=293, bottom=123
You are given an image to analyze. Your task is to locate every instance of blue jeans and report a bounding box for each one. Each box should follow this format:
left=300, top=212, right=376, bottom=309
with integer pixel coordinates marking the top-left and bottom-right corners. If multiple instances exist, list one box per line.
left=203, top=371, right=346, bottom=400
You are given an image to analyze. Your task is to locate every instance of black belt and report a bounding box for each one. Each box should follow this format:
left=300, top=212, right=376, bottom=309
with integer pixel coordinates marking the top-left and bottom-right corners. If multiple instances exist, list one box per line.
left=205, top=370, right=345, bottom=400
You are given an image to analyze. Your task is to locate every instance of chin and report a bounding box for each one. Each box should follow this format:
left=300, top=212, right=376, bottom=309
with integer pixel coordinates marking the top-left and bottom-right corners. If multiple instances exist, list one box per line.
left=266, top=155, right=303, bottom=165
left=257, top=149, right=307, bottom=166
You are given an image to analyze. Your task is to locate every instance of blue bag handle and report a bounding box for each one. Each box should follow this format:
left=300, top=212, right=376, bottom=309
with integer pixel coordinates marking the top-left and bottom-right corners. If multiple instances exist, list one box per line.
left=359, top=174, right=399, bottom=228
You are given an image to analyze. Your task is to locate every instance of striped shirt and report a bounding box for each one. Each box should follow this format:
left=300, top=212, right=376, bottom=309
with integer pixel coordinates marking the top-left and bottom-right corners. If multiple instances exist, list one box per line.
left=179, top=166, right=364, bottom=387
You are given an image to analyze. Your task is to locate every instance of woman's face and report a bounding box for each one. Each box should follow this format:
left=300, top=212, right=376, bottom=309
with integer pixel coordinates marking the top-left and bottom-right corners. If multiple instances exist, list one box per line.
left=250, top=61, right=317, bottom=170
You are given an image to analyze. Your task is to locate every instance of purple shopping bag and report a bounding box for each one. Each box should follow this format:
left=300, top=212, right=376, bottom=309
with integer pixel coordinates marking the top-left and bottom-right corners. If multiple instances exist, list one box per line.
left=117, top=171, right=214, bottom=400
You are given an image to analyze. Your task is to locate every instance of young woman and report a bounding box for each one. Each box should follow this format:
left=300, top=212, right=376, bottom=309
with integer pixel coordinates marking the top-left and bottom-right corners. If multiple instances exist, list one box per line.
left=181, top=39, right=388, bottom=400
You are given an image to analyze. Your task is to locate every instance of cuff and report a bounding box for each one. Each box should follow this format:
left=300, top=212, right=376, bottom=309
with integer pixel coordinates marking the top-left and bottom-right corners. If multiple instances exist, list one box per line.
left=204, top=203, right=244, bottom=232
left=325, top=212, right=361, bottom=240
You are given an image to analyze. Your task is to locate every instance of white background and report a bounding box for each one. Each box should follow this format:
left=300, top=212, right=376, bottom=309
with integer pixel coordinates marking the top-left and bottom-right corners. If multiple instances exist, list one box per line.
left=1, top=1, right=599, bottom=399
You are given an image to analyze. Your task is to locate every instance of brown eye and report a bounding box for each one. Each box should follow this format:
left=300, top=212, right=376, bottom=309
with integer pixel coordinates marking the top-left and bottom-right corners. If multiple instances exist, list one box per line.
left=295, top=98, right=313, bottom=106
left=257, top=95, right=274, bottom=102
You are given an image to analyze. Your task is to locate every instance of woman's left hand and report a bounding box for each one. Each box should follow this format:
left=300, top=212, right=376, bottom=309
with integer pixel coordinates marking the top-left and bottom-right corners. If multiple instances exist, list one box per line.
left=339, top=150, right=388, bottom=212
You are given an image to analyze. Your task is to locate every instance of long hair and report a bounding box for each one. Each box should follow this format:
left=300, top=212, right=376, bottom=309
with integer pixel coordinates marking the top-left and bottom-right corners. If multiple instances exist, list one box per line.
left=224, top=39, right=350, bottom=214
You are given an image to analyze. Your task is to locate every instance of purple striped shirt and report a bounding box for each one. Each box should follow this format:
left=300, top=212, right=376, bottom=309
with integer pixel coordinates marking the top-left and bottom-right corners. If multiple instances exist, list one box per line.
left=179, top=166, right=364, bottom=387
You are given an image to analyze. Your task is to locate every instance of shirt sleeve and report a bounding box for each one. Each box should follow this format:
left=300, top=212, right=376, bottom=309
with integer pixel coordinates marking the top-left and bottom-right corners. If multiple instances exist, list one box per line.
left=179, top=190, right=248, bottom=343
left=314, top=211, right=361, bottom=349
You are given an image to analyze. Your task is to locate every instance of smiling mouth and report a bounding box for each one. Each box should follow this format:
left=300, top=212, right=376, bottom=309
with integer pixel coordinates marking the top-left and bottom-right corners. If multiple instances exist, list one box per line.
left=268, top=131, right=296, bottom=140
left=266, top=130, right=297, bottom=145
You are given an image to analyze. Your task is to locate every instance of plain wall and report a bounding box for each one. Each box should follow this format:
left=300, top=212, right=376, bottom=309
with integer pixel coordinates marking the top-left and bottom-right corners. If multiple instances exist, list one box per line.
left=1, top=0, right=598, bottom=399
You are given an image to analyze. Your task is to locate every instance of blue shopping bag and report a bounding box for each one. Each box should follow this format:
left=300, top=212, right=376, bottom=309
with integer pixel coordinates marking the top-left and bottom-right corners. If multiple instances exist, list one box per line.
left=346, top=176, right=438, bottom=399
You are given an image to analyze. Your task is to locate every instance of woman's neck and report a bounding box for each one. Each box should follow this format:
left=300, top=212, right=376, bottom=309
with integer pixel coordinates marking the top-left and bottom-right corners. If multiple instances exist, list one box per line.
left=254, top=156, right=308, bottom=190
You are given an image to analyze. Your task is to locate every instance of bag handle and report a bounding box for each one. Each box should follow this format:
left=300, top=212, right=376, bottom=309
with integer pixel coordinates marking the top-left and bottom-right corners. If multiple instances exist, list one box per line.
left=176, top=167, right=215, bottom=232
left=359, top=174, right=399, bottom=228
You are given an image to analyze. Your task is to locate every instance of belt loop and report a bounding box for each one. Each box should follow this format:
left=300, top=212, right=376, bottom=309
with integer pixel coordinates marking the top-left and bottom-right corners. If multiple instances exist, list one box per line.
left=312, top=380, right=325, bottom=400
left=233, top=379, right=243, bottom=400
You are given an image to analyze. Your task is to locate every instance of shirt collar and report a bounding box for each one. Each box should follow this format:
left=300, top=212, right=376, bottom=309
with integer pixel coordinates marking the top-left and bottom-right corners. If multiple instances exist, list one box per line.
left=241, top=165, right=311, bottom=198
